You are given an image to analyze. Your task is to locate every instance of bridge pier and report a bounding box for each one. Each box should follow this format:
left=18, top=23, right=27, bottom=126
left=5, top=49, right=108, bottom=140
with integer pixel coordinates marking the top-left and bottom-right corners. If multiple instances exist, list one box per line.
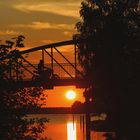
left=85, top=95, right=91, bottom=140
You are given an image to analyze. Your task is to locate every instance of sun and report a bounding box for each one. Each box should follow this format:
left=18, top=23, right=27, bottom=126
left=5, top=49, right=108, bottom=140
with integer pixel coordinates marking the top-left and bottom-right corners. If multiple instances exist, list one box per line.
left=66, top=90, right=76, bottom=100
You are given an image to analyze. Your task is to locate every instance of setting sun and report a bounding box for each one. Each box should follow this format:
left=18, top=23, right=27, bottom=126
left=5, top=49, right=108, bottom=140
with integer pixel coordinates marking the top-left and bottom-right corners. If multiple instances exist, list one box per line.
left=66, top=90, right=76, bottom=100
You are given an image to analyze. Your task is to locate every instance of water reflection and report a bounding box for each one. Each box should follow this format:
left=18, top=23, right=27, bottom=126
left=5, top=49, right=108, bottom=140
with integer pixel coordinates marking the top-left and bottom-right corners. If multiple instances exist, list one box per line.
left=33, top=114, right=106, bottom=140
left=67, top=122, right=77, bottom=140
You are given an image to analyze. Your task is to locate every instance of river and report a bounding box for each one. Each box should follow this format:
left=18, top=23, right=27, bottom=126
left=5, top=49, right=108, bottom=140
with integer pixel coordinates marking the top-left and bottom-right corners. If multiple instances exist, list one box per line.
left=28, top=114, right=107, bottom=140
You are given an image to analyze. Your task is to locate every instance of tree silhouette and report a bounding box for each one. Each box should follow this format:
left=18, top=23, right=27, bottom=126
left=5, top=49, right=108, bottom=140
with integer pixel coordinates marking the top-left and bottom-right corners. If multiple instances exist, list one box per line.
left=0, top=36, right=48, bottom=140
left=75, top=0, right=140, bottom=139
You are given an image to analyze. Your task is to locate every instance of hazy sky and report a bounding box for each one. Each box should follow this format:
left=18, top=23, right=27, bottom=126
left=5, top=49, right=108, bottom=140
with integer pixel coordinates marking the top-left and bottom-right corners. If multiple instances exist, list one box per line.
left=0, top=0, right=81, bottom=49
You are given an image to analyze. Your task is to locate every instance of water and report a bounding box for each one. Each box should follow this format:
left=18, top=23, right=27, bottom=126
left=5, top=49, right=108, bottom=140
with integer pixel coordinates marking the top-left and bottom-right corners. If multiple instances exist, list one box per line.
left=28, top=114, right=107, bottom=140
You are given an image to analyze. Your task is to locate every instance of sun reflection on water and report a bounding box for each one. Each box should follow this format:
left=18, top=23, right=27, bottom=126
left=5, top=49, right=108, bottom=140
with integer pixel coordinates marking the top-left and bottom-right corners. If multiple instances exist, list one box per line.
left=67, top=122, right=77, bottom=140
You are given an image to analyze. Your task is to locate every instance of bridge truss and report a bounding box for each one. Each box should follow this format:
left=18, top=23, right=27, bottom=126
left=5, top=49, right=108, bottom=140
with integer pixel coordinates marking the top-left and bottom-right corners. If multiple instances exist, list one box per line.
left=0, top=40, right=88, bottom=89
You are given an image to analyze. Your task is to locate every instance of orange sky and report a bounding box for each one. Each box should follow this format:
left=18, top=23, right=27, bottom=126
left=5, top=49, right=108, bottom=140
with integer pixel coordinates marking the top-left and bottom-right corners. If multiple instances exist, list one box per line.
left=23, top=45, right=84, bottom=107
left=0, top=0, right=84, bottom=107
left=0, top=0, right=81, bottom=49
left=43, top=86, right=85, bottom=107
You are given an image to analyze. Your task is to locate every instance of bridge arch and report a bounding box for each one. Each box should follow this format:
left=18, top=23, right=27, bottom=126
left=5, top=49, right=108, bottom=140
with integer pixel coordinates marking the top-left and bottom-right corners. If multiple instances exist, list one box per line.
left=1, top=39, right=88, bottom=89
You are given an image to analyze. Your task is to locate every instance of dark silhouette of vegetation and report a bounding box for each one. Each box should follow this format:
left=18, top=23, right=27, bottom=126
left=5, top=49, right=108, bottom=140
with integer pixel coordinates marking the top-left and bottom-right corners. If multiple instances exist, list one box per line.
left=71, top=100, right=94, bottom=113
left=0, top=36, right=48, bottom=140
left=74, top=0, right=140, bottom=139
left=71, top=101, right=85, bottom=111
left=103, top=133, right=115, bottom=140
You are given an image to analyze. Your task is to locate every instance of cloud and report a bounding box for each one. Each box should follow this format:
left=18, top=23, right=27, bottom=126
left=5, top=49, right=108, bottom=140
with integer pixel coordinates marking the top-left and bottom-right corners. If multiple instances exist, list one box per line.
left=57, top=45, right=74, bottom=52
left=0, top=30, right=20, bottom=35
left=13, top=1, right=80, bottom=18
left=41, top=39, right=56, bottom=44
left=63, top=31, right=73, bottom=37
left=10, top=21, right=74, bottom=30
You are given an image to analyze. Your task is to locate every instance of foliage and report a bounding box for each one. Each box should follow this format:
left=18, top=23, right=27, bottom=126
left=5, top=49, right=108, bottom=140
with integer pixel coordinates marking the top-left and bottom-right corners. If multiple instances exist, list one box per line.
left=75, top=0, right=140, bottom=139
left=0, top=36, right=48, bottom=140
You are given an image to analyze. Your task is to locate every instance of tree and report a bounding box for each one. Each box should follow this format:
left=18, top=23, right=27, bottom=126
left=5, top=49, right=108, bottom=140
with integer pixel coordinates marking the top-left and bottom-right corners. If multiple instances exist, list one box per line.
left=0, top=36, right=48, bottom=140
left=72, top=101, right=84, bottom=111
left=75, top=0, right=140, bottom=139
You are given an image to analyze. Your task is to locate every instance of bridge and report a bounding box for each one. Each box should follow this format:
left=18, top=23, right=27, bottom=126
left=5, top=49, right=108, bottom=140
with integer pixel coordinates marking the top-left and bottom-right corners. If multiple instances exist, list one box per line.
left=1, top=39, right=108, bottom=138
left=1, top=39, right=89, bottom=89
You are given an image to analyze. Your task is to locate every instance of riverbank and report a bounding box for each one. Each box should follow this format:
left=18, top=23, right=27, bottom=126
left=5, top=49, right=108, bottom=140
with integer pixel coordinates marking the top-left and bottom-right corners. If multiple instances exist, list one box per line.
left=28, top=107, right=100, bottom=114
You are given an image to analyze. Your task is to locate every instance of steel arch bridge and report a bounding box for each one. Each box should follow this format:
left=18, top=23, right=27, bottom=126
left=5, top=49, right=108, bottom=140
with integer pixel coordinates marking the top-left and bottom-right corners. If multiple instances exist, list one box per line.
left=0, top=39, right=88, bottom=89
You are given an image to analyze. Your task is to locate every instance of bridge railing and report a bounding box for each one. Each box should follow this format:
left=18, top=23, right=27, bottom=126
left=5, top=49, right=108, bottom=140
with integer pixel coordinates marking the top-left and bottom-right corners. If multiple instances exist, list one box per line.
left=20, top=63, right=83, bottom=80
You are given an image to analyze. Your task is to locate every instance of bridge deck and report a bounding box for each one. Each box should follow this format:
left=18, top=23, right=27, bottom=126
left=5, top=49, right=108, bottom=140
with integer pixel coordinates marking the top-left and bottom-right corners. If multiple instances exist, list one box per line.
left=5, top=78, right=88, bottom=89
left=23, top=78, right=88, bottom=89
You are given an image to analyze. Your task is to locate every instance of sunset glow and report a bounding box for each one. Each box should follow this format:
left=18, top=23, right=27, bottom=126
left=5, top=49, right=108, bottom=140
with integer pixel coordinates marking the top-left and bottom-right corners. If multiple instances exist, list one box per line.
left=0, top=1, right=84, bottom=108
left=66, top=90, right=76, bottom=100
left=43, top=86, right=85, bottom=107
left=67, top=122, right=76, bottom=140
